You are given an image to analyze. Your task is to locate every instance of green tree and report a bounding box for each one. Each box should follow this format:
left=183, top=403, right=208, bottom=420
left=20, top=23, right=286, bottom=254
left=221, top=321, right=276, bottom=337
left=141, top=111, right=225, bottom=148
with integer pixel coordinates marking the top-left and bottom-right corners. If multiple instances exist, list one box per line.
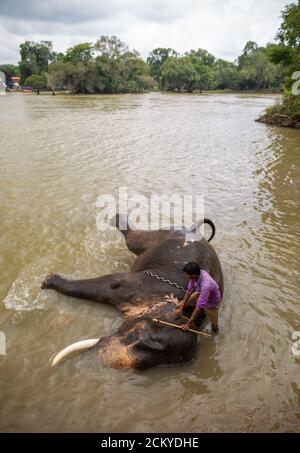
left=45, top=37, right=155, bottom=94
left=214, top=59, right=239, bottom=90
left=0, top=64, right=19, bottom=83
left=147, top=48, right=178, bottom=86
left=25, top=74, right=46, bottom=94
left=267, top=1, right=300, bottom=89
left=94, top=35, right=129, bottom=59
left=161, top=56, right=199, bottom=92
left=185, top=48, right=215, bottom=67
left=277, top=0, right=300, bottom=47
left=119, top=52, right=156, bottom=92
left=161, top=54, right=218, bottom=93
left=237, top=41, right=258, bottom=67
left=93, top=36, right=133, bottom=93
left=19, top=41, right=55, bottom=82
left=237, top=41, right=283, bottom=90
left=263, top=1, right=300, bottom=122
left=63, top=43, right=93, bottom=64
left=187, top=55, right=216, bottom=91
left=45, top=61, right=70, bottom=94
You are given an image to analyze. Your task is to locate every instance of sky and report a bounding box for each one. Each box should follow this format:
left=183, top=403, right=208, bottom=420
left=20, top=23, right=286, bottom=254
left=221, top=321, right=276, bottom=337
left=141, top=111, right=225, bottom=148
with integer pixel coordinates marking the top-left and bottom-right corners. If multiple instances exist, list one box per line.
left=0, top=0, right=290, bottom=64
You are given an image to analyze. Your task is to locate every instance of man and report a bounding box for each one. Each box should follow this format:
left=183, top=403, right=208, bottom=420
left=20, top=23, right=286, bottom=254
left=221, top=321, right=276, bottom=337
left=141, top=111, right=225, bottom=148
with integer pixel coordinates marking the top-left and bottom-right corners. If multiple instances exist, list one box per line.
left=176, top=262, right=221, bottom=333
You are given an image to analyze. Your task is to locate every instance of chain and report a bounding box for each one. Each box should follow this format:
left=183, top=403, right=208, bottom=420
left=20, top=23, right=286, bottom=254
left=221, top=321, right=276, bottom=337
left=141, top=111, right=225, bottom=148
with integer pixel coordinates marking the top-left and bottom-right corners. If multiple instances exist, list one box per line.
left=143, top=270, right=186, bottom=293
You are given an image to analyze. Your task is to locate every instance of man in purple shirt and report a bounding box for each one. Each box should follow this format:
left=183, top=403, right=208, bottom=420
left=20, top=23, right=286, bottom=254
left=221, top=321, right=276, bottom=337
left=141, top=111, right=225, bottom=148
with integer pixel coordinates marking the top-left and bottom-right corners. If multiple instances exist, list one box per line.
left=175, top=262, right=221, bottom=333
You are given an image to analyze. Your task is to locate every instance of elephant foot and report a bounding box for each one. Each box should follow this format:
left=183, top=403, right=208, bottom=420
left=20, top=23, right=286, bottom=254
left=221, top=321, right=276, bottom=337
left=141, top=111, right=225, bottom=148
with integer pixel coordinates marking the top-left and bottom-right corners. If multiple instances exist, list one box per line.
left=41, top=273, right=63, bottom=290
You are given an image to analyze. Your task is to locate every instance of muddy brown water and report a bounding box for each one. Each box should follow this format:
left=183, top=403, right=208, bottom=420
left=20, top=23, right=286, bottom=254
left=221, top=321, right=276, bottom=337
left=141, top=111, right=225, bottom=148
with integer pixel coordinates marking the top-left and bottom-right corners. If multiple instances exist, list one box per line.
left=0, top=92, right=299, bottom=432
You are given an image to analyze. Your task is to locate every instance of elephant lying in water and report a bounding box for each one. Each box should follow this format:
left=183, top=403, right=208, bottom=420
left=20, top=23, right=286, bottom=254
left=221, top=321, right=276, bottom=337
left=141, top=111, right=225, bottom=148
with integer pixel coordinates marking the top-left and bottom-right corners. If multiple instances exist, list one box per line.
left=42, top=216, right=223, bottom=370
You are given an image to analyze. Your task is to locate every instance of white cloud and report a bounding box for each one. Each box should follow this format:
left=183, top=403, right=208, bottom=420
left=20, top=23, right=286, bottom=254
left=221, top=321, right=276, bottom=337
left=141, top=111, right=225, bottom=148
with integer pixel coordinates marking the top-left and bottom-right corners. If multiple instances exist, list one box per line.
left=0, top=0, right=288, bottom=64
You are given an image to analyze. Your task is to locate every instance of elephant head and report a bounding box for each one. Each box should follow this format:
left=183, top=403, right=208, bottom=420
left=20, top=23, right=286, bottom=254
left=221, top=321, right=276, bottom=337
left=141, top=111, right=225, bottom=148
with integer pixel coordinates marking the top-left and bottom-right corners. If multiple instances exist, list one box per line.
left=51, top=300, right=198, bottom=370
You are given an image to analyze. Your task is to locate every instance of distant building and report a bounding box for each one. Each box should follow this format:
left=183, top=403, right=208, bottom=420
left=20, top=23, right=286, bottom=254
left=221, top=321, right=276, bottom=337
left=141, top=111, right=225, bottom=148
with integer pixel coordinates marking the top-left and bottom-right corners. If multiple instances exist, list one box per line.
left=10, top=76, right=21, bottom=88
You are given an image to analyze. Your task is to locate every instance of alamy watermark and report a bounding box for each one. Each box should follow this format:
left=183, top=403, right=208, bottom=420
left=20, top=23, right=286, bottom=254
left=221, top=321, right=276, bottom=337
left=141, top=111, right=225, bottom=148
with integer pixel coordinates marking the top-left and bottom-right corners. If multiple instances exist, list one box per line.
left=96, top=187, right=205, bottom=241
left=291, top=331, right=300, bottom=359
left=292, top=71, right=300, bottom=96
left=0, top=331, right=6, bottom=355
left=0, top=71, right=6, bottom=96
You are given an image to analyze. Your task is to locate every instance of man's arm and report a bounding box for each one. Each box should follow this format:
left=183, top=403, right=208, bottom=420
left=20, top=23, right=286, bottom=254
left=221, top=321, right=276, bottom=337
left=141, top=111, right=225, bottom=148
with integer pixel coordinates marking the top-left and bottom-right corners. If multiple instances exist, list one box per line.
left=175, top=290, right=195, bottom=315
left=181, top=282, right=211, bottom=330
left=181, top=306, right=202, bottom=331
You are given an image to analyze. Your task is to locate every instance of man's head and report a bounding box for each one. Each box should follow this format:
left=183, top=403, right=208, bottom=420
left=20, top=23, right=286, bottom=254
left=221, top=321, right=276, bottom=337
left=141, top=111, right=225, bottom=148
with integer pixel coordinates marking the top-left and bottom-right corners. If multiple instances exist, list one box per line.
left=182, top=262, right=201, bottom=281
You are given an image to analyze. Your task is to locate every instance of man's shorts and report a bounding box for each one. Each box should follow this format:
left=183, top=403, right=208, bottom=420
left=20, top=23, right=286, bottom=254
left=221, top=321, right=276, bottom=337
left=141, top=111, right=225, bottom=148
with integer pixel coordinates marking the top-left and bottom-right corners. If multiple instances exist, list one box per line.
left=187, top=292, right=219, bottom=326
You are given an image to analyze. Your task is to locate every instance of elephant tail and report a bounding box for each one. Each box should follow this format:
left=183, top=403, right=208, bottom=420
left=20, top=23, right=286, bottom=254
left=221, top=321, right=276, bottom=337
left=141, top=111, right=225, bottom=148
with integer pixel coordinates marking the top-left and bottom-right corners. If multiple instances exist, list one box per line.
left=51, top=338, right=99, bottom=367
left=190, top=218, right=216, bottom=242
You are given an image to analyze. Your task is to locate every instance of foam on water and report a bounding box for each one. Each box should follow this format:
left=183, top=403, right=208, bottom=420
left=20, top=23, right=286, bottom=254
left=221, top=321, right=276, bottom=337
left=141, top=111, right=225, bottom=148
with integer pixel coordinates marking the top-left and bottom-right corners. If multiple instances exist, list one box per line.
left=4, top=257, right=56, bottom=311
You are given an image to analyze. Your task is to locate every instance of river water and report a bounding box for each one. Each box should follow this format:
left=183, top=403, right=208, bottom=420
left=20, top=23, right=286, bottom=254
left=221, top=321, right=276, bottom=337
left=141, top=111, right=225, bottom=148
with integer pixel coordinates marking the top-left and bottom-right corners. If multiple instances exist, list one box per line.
left=0, top=92, right=299, bottom=432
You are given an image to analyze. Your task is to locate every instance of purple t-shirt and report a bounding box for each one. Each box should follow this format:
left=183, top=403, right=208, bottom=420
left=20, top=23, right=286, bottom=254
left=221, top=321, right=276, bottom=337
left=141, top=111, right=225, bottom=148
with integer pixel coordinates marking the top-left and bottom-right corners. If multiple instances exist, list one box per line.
left=187, top=270, right=221, bottom=309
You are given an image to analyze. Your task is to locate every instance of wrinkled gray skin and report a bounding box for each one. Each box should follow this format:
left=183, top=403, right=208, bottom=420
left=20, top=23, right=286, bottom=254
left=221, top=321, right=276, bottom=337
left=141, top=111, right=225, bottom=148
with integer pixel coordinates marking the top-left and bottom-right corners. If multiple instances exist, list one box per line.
left=42, top=215, right=223, bottom=370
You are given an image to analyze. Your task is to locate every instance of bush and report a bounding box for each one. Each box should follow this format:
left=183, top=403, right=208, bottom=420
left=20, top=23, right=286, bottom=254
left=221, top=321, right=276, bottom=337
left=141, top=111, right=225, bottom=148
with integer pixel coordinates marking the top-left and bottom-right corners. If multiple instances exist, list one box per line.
left=267, top=93, right=300, bottom=119
left=25, top=74, right=46, bottom=94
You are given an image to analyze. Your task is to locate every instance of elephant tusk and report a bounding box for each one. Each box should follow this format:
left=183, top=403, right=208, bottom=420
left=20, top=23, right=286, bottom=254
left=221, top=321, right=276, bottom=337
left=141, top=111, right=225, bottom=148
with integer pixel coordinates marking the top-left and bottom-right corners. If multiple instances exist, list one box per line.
left=51, top=338, right=99, bottom=367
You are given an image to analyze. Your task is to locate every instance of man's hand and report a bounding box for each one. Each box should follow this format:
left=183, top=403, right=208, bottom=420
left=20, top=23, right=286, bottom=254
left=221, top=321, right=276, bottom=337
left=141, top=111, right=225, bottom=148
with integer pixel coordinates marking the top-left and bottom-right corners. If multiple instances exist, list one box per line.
left=175, top=305, right=183, bottom=316
left=181, top=322, right=191, bottom=332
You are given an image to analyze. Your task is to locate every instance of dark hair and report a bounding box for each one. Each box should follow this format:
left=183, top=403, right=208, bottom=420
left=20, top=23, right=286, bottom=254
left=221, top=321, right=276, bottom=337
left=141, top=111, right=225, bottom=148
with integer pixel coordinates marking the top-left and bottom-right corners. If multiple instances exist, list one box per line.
left=182, top=262, right=201, bottom=275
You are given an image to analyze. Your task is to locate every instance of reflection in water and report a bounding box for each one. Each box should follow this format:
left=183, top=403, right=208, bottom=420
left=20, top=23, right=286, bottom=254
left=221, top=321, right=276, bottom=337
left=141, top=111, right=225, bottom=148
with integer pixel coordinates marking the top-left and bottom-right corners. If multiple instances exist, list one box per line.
left=0, top=92, right=299, bottom=432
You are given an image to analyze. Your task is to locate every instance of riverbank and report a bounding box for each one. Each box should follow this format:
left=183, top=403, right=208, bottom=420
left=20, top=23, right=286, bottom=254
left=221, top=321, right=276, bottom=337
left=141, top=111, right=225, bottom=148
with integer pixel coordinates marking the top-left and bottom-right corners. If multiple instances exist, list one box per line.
left=256, top=112, right=300, bottom=129
left=10, top=88, right=281, bottom=96
left=256, top=94, right=300, bottom=129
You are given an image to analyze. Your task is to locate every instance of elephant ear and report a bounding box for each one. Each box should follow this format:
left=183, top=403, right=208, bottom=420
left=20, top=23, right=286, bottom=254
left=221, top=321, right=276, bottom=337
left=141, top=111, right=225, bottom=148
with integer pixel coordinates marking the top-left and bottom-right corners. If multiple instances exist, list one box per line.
left=135, top=334, right=166, bottom=352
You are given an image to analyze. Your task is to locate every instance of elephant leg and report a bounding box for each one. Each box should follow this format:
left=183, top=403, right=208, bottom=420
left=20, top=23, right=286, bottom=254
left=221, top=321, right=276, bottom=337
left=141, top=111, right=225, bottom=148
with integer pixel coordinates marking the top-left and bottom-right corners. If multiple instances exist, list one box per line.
left=110, top=213, right=180, bottom=256
left=41, top=273, right=121, bottom=308
left=110, top=213, right=146, bottom=255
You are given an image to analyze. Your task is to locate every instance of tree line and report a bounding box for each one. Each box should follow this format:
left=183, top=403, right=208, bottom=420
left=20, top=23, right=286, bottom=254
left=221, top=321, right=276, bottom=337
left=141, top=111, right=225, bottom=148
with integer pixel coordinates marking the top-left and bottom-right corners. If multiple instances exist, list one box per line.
left=0, top=37, right=283, bottom=95
left=0, top=0, right=298, bottom=113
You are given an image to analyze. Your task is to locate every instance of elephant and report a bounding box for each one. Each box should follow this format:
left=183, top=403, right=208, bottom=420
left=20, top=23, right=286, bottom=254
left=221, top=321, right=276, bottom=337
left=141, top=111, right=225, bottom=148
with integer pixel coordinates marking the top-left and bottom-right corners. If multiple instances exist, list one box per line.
left=42, top=215, right=223, bottom=370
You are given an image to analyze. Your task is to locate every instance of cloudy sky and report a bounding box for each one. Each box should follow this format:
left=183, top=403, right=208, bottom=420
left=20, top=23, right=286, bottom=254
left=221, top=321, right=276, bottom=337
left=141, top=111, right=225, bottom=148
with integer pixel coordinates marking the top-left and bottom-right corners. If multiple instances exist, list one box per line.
left=0, top=0, right=289, bottom=64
